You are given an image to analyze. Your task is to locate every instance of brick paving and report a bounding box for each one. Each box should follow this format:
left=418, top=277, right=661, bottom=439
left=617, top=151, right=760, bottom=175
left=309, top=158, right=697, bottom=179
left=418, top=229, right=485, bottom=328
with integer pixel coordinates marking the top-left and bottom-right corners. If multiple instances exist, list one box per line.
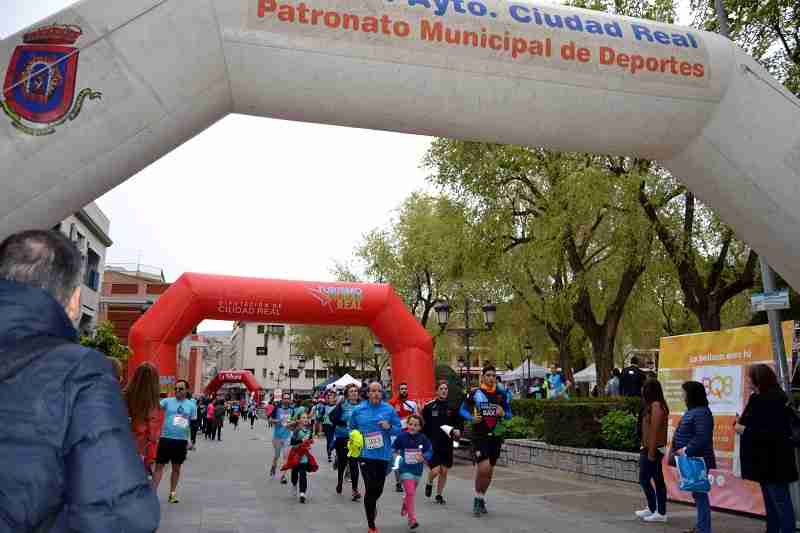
left=155, top=421, right=766, bottom=532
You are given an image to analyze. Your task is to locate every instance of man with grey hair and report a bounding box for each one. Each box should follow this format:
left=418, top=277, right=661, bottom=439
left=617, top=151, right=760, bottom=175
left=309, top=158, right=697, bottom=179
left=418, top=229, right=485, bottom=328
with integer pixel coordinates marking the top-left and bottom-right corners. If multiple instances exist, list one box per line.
left=0, top=230, right=160, bottom=532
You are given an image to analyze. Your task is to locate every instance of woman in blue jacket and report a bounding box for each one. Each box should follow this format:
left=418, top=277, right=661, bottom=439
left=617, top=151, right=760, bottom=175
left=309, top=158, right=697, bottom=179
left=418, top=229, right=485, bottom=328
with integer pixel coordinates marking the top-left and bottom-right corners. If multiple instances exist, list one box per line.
left=349, top=381, right=402, bottom=533
left=330, top=383, right=364, bottom=499
left=670, top=381, right=716, bottom=533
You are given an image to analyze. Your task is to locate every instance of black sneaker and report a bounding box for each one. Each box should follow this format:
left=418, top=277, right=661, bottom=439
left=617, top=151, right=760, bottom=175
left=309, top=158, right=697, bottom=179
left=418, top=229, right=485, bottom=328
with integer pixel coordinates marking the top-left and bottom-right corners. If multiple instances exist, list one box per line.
left=336, top=483, right=343, bottom=494
left=435, top=495, right=445, bottom=505
left=409, top=522, right=419, bottom=530
left=396, top=482, right=403, bottom=493
left=424, top=483, right=432, bottom=498
left=479, top=499, right=488, bottom=514
left=299, top=494, right=306, bottom=504
left=352, top=491, right=361, bottom=502
left=280, top=476, right=288, bottom=485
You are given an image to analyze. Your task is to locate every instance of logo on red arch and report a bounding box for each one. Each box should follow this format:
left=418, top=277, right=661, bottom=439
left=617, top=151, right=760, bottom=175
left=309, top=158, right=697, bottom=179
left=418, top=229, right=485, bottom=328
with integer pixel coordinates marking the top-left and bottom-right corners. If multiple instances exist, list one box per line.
left=2, top=24, right=101, bottom=136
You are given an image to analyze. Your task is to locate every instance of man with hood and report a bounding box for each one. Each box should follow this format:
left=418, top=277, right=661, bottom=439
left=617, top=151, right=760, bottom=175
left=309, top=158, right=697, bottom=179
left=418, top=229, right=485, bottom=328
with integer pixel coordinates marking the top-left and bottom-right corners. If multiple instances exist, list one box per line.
left=0, top=230, right=160, bottom=532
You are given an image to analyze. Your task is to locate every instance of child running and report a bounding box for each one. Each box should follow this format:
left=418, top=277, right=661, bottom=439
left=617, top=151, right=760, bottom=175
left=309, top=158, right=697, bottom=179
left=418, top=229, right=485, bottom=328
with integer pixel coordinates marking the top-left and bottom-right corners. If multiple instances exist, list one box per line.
left=281, top=411, right=318, bottom=503
left=392, top=414, right=432, bottom=530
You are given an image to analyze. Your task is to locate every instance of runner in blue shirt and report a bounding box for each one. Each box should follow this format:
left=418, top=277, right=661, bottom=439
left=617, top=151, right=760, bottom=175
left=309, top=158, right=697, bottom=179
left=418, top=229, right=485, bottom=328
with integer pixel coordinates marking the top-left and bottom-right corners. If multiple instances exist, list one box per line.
left=269, top=391, right=297, bottom=483
left=152, top=379, right=197, bottom=504
left=330, top=383, right=364, bottom=500
left=349, top=381, right=401, bottom=533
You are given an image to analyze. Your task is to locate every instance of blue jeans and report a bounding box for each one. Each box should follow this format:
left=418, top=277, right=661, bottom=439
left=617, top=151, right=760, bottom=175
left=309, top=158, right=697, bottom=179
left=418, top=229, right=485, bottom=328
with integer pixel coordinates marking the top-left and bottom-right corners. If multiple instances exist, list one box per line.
left=761, top=482, right=796, bottom=533
left=639, top=451, right=667, bottom=515
left=692, top=491, right=711, bottom=533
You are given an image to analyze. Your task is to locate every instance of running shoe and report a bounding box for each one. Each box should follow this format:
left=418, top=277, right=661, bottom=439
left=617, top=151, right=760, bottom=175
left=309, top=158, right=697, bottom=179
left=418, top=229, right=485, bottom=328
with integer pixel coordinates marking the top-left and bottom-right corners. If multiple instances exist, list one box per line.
left=479, top=499, right=488, bottom=514
left=336, top=483, right=343, bottom=494
left=424, top=483, right=432, bottom=498
left=409, top=523, right=419, bottom=531
left=643, top=513, right=667, bottom=523
left=269, top=465, right=276, bottom=478
left=168, top=492, right=179, bottom=504
left=472, top=497, right=482, bottom=517
left=435, top=495, right=445, bottom=505
left=368, top=529, right=379, bottom=533
left=634, top=509, right=653, bottom=519
left=280, top=476, right=288, bottom=485
left=395, top=482, right=403, bottom=493
left=352, top=491, right=361, bottom=502
left=299, top=493, right=307, bottom=504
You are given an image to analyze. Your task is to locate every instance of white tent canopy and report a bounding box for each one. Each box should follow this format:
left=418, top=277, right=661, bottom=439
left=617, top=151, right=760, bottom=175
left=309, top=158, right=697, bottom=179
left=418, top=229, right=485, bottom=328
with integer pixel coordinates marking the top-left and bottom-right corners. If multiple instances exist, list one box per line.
left=327, top=374, right=361, bottom=390
left=573, top=364, right=597, bottom=384
left=505, top=361, right=548, bottom=381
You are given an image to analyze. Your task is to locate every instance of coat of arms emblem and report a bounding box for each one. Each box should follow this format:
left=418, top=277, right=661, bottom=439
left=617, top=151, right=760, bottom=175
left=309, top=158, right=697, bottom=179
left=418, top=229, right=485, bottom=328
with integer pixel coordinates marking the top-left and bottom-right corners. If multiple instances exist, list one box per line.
left=1, top=24, right=101, bottom=136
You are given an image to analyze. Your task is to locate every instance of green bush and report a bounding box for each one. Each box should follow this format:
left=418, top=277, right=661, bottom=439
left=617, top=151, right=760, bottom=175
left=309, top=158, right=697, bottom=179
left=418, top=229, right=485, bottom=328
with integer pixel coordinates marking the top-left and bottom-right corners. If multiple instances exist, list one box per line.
left=600, top=410, right=639, bottom=452
left=494, top=416, right=534, bottom=439
left=530, top=414, right=545, bottom=440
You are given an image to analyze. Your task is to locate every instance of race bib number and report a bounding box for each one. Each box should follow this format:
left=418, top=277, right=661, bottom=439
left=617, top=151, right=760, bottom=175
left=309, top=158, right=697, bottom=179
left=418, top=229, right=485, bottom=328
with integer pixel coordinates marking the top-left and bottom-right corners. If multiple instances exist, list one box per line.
left=365, top=432, right=384, bottom=450
left=173, top=415, right=189, bottom=429
left=480, top=405, right=499, bottom=429
left=404, top=449, right=420, bottom=464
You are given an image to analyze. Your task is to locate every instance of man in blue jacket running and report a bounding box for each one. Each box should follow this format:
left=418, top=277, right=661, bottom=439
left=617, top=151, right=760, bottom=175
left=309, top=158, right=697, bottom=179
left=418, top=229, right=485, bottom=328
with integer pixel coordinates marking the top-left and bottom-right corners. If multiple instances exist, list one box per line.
left=0, top=230, right=160, bottom=532
left=349, top=381, right=401, bottom=533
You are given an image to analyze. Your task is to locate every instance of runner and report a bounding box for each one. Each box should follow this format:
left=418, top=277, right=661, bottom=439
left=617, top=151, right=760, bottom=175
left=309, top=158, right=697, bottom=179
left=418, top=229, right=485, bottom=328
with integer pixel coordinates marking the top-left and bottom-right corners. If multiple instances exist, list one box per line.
left=350, top=381, right=401, bottom=533
left=281, top=410, right=318, bottom=503
left=321, top=390, right=338, bottom=463
left=388, top=382, right=418, bottom=492
left=230, top=400, right=241, bottom=431
left=249, top=399, right=258, bottom=429
left=459, top=365, right=512, bottom=516
left=213, top=398, right=225, bottom=441
left=188, top=394, right=200, bottom=450
left=205, top=401, right=216, bottom=440
left=270, top=391, right=295, bottom=484
left=330, top=383, right=363, bottom=500
left=152, top=379, right=198, bottom=504
left=422, top=380, right=462, bottom=504
left=392, top=414, right=432, bottom=530
left=124, top=362, right=162, bottom=484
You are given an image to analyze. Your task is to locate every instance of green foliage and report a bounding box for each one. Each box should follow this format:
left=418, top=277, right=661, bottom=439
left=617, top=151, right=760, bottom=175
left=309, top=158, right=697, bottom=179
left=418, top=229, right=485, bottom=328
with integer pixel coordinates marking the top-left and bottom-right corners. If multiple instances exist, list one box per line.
left=79, top=321, right=130, bottom=360
left=290, top=326, right=386, bottom=379
left=540, top=399, right=642, bottom=448
left=691, top=0, right=800, bottom=96
left=600, top=410, right=640, bottom=452
left=530, top=414, right=545, bottom=440
left=494, top=416, right=535, bottom=439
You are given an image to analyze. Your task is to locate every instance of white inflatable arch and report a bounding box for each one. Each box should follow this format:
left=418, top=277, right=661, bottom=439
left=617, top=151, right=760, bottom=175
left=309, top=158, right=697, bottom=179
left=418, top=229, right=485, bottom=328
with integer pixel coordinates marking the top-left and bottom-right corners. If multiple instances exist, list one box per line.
left=2, top=0, right=800, bottom=287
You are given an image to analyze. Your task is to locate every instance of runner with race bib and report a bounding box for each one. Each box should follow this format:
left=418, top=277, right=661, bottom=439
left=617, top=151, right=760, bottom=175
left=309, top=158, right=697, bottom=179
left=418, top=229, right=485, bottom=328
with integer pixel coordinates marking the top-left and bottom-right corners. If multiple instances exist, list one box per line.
left=349, top=382, right=401, bottom=533
left=153, top=379, right=198, bottom=504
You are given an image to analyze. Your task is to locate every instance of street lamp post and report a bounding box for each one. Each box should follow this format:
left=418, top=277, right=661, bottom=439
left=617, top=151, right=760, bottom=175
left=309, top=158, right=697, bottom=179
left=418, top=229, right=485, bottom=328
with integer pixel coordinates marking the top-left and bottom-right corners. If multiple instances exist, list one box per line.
left=435, top=298, right=497, bottom=388
left=297, top=357, right=306, bottom=397
left=523, top=343, right=533, bottom=394
left=373, top=342, right=383, bottom=382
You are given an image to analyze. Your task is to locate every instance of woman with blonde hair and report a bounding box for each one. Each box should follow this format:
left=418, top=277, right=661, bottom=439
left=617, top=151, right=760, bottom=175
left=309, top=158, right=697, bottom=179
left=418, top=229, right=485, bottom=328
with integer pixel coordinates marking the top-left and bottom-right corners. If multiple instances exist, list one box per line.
left=125, top=362, right=162, bottom=481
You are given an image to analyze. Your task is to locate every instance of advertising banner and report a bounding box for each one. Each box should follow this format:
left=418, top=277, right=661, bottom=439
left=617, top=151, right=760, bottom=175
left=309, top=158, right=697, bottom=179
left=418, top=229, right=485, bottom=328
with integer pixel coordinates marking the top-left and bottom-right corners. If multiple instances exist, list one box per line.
left=659, top=322, right=794, bottom=515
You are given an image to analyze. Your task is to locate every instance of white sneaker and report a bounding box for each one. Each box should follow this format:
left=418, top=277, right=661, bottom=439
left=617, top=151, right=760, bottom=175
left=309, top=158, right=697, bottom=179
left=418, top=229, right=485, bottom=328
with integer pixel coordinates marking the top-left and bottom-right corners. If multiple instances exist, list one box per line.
left=643, top=513, right=667, bottom=523
left=635, top=509, right=653, bottom=518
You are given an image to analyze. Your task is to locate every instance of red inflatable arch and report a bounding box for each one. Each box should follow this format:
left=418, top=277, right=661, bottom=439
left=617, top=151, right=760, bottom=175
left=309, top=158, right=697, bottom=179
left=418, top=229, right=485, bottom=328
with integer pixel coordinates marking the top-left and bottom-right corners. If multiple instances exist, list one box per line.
left=204, top=370, right=262, bottom=401
left=128, top=273, right=434, bottom=401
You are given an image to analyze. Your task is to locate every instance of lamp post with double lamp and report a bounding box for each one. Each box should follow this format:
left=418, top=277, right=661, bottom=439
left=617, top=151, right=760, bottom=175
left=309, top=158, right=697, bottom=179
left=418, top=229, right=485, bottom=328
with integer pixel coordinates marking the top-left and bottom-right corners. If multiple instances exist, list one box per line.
left=435, top=299, right=497, bottom=388
left=523, top=343, right=534, bottom=394
left=269, top=363, right=286, bottom=399
left=296, top=357, right=306, bottom=397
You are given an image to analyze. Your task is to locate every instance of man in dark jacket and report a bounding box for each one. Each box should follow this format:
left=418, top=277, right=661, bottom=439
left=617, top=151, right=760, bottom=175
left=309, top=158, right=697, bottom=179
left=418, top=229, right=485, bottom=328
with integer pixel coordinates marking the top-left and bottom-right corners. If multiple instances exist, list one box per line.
left=0, top=230, right=160, bottom=532
left=620, top=356, right=647, bottom=397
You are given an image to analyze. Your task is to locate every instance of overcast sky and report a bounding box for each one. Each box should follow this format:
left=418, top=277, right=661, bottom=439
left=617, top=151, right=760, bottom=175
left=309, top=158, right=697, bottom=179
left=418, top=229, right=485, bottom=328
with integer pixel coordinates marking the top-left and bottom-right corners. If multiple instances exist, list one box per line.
left=2, top=0, right=692, bottom=332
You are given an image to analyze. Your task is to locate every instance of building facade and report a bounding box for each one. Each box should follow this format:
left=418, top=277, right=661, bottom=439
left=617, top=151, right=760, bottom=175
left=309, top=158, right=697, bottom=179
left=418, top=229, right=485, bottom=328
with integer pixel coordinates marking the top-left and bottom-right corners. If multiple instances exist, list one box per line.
left=229, top=322, right=329, bottom=397
left=176, top=331, right=233, bottom=396
left=54, top=202, right=112, bottom=337
left=98, top=264, right=170, bottom=345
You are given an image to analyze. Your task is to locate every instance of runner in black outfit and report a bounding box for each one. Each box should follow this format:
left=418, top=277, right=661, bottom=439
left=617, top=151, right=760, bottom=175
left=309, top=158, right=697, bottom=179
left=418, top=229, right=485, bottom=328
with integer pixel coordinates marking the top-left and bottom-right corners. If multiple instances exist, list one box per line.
left=422, top=380, right=462, bottom=504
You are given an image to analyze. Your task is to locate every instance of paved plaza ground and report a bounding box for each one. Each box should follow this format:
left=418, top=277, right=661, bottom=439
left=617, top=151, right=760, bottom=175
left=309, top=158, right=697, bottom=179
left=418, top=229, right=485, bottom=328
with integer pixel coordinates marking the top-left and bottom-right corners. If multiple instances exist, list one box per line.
left=156, top=421, right=766, bottom=533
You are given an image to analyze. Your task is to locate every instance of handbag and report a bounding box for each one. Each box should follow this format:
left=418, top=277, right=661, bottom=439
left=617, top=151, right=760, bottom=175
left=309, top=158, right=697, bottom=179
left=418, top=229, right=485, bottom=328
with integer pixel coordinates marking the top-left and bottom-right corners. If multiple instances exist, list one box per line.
left=676, top=455, right=711, bottom=493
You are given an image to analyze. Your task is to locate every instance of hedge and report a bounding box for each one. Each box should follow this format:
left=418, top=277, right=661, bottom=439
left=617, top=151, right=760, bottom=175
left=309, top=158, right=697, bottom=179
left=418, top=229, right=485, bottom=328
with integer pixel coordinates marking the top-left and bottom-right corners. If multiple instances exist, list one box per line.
left=510, top=397, right=642, bottom=449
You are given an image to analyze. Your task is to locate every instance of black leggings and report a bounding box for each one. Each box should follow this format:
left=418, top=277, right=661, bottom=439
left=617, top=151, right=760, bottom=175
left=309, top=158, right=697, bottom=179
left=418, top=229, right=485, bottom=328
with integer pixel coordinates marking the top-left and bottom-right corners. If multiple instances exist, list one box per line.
left=335, top=437, right=360, bottom=491
left=205, top=418, right=215, bottom=439
left=189, top=420, right=199, bottom=445
left=215, top=419, right=223, bottom=440
left=291, top=463, right=310, bottom=493
left=250, top=413, right=256, bottom=428
left=359, top=459, right=388, bottom=529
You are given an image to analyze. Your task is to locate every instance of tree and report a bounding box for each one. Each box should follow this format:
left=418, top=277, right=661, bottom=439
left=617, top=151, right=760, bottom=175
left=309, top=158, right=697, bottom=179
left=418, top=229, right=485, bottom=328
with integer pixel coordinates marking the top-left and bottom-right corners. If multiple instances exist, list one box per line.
left=290, top=325, right=388, bottom=381
left=356, top=193, right=469, bottom=328
left=425, top=140, right=656, bottom=388
left=637, top=175, right=758, bottom=331
left=691, top=0, right=800, bottom=95
left=80, top=320, right=131, bottom=361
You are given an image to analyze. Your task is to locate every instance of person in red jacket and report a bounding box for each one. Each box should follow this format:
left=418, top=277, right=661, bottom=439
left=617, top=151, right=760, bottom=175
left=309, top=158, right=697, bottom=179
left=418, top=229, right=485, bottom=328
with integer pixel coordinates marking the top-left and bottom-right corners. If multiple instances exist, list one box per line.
left=125, top=362, right=163, bottom=482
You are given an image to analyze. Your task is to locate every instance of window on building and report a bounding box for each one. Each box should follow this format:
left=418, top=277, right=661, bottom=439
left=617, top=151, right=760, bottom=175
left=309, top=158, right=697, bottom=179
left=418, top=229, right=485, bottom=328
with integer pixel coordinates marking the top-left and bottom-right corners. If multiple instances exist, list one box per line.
left=305, top=369, right=314, bottom=378
left=111, top=283, right=138, bottom=295
left=317, top=370, right=327, bottom=379
left=262, top=368, right=268, bottom=378
left=268, top=324, right=285, bottom=335
left=288, top=369, right=299, bottom=378
left=83, top=248, right=101, bottom=291
left=256, top=347, right=266, bottom=356
left=257, top=325, right=265, bottom=334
